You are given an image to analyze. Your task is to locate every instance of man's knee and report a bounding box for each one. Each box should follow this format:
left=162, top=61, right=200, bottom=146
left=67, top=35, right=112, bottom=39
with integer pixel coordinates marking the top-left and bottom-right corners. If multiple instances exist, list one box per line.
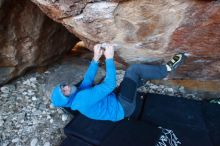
left=127, top=64, right=140, bottom=72
left=125, top=64, right=138, bottom=79
left=126, top=64, right=139, bottom=73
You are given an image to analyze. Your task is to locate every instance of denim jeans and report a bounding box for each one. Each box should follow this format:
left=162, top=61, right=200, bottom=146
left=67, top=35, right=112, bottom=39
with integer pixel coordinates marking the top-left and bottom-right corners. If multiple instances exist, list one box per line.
left=118, top=64, right=168, bottom=117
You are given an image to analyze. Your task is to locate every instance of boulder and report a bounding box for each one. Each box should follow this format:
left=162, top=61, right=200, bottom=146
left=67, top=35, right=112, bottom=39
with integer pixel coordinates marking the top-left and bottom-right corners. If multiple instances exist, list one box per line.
left=0, top=0, right=79, bottom=85
left=29, top=0, right=220, bottom=80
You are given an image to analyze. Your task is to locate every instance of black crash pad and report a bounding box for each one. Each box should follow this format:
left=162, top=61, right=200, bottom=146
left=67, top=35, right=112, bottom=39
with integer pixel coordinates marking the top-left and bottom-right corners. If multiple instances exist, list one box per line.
left=64, top=113, right=118, bottom=146
left=202, top=102, right=220, bottom=145
left=60, top=136, right=94, bottom=146
left=61, top=92, right=220, bottom=146
left=141, top=93, right=206, bottom=130
left=141, top=93, right=219, bottom=146
left=100, top=120, right=161, bottom=146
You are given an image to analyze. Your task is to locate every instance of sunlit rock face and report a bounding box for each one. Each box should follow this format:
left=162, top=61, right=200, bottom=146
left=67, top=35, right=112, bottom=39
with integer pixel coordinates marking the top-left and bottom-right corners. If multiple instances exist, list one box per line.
left=0, top=0, right=79, bottom=85
left=29, top=0, right=220, bottom=81
left=169, top=1, right=220, bottom=80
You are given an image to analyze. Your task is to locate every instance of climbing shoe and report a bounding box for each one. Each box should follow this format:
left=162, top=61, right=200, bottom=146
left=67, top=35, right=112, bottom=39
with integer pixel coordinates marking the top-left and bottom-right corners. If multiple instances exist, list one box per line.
left=166, top=52, right=187, bottom=71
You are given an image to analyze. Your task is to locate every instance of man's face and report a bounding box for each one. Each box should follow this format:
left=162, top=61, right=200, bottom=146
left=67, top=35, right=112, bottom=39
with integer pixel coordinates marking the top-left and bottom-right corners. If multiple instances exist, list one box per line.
left=61, top=85, right=71, bottom=97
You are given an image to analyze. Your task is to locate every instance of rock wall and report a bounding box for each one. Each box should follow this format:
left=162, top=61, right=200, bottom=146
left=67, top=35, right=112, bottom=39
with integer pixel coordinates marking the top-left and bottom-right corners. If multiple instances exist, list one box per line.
left=30, top=0, right=220, bottom=81
left=0, top=0, right=79, bottom=85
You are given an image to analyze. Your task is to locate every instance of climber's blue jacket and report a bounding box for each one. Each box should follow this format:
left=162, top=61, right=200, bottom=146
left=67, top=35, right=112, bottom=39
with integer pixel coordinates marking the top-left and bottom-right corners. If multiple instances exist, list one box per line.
left=51, top=58, right=124, bottom=122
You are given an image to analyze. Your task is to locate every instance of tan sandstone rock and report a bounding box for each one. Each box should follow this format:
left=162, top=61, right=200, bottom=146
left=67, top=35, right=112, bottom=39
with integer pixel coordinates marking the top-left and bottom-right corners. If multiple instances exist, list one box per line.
left=29, top=0, right=220, bottom=81
left=0, top=0, right=79, bottom=85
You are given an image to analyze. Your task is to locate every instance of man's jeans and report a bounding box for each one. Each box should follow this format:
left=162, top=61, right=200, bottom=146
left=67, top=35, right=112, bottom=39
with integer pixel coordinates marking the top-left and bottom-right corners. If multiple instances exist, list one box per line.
left=118, top=64, right=168, bottom=117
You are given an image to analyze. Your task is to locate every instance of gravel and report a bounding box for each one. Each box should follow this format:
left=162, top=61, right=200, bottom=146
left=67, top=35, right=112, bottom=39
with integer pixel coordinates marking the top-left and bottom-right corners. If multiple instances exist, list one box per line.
left=0, top=71, right=71, bottom=146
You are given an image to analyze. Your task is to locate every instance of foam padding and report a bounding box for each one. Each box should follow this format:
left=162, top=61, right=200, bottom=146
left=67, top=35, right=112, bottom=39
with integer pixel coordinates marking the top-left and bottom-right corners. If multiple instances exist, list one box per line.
left=141, top=93, right=213, bottom=146
left=60, top=136, right=94, bottom=146
left=64, top=114, right=119, bottom=145
left=141, top=93, right=206, bottom=130
left=202, top=102, right=220, bottom=146
left=100, top=120, right=161, bottom=146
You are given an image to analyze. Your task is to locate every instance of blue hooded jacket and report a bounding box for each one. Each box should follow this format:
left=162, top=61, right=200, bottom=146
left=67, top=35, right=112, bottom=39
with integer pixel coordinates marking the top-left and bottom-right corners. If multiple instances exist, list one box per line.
left=51, top=58, right=124, bottom=122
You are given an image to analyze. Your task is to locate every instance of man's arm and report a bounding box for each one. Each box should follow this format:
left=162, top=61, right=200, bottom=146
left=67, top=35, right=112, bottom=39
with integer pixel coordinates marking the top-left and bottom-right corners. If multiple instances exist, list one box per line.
left=78, top=59, right=99, bottom=90
left=72, top=58, right=116, bottom=107
left=78, top=44, right=103, bottom=90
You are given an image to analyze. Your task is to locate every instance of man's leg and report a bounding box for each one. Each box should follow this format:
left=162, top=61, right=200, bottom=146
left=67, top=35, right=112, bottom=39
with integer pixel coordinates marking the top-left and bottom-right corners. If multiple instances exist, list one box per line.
left=125, top=64, right=168, bottom=87
left=118, top=52, right=187, bottom=117
left=118, top=64, right=168, bottom=117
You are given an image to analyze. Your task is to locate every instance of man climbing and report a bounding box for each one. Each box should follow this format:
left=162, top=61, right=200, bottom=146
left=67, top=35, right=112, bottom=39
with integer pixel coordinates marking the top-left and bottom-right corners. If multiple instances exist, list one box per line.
left=51, top=43, right=186, bottom=122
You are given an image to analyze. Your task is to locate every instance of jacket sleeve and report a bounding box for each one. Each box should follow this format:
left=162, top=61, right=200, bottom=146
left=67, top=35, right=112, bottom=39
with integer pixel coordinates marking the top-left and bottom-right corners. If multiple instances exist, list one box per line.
left=78, top=59, right=99, bottom=90
left=72, top=58, right=116, bottom=107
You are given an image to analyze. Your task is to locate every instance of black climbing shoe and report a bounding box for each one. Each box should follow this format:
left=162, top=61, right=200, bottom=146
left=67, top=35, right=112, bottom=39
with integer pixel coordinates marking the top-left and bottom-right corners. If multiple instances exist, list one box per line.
left=166, top=52, right=187, bottom=71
